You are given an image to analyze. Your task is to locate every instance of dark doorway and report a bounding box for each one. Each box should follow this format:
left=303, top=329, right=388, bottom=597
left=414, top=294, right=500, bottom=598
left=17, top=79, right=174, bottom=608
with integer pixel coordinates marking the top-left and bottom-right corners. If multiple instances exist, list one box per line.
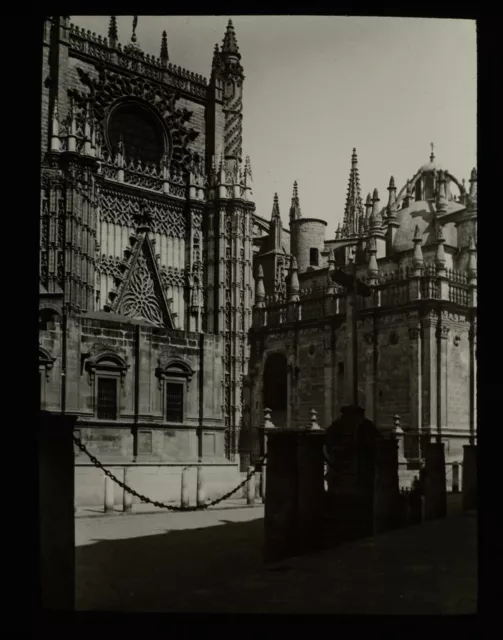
left=263, top=353, right=288, bottom=428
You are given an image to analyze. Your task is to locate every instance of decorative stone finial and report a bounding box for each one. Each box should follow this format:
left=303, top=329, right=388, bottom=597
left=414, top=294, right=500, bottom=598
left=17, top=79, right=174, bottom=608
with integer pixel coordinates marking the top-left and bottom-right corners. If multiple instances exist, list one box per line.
left=271, top=192, right=281, bottom=220
left=430, top=142, right=435, bottom=163
left=263, top=407, right=275, bottom=429
left=160, top=30, right=169, bottom=63
left=255, top=264, right=266, bottom=307
left=289, top=180, right=302, bottom=222
left=343, top=147, right=364, bottom=236
left=108, top=16, right=118, bottom=43
left=308, top=408, right=321, bottom=430
left=132, top=15, right=138, bottom=43
left=287, top=256, right=300, bottom=302
left=387, top=176, right=397, bottom=220
left=436, top=170, right=448, bottom=214
left=393, top=413, right=404, bottom=436
left=367, top=236, right=379, bottom=281
left=370, top=189, right=382, bottom=229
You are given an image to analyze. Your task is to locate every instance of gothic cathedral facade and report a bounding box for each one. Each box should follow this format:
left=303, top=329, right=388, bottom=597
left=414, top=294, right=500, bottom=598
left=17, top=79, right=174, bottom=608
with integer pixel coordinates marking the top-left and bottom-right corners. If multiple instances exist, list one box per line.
left=40, top=17, right=477, bottom=480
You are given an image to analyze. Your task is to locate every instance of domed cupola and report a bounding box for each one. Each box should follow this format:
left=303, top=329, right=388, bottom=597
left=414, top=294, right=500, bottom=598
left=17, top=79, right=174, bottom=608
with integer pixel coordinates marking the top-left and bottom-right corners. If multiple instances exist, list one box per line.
left=413, top=143, right=442, bottom=201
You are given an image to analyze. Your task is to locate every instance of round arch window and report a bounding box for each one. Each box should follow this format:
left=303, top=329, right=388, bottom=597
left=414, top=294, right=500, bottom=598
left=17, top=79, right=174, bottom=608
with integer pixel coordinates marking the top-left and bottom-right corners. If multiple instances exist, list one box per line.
left=107, top=101, right=166, bottom=165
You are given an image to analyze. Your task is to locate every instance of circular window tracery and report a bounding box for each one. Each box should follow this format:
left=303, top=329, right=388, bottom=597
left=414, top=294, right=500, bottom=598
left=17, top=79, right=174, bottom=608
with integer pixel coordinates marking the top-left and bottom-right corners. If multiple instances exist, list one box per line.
left=107, top=101, right=167, bottom=166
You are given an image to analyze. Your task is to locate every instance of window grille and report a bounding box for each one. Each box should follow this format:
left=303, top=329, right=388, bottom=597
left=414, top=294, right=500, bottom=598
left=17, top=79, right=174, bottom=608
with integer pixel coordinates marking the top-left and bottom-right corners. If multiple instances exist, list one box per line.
left=97, top=377, right=118, bottom=420
left=166, top=383, right=183, bottom=423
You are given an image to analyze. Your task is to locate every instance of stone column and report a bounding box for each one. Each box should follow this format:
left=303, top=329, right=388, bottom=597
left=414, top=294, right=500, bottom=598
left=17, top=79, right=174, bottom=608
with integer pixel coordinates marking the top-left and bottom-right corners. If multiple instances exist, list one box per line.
left=424, top=441, right=447, bottom=521
left=373, top=436, right=400, bottom=534
left=408, top=324, right=422, bottom=461
left=421, top=313, right=437, bottom=455
left=462, top=445, right=477, bottom=511
left=263, top=430, right=299, bottom=563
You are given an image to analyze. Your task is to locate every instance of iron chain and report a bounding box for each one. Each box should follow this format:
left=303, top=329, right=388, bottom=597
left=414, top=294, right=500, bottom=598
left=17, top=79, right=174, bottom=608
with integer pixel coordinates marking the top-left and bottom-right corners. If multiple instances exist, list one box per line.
left=73, top=435, right=267, bottom=512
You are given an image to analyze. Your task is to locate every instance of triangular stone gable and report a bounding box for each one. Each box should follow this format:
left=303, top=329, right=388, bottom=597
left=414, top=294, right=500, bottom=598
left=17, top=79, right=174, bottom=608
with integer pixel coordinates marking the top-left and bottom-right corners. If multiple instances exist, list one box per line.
left=109, top=233, right=175, bottom=329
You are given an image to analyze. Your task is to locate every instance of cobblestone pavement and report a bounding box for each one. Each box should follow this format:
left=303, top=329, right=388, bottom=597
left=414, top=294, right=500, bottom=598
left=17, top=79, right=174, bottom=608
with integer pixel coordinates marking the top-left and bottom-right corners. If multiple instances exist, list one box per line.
left=76, top=505, right=476, bottom=614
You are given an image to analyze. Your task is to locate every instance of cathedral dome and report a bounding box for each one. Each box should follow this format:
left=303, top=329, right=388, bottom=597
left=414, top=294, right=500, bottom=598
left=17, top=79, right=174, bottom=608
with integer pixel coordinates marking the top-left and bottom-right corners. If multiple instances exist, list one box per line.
left=392, top=199, right=462, bottom=253
left=418, top=159, right=443, bottom=173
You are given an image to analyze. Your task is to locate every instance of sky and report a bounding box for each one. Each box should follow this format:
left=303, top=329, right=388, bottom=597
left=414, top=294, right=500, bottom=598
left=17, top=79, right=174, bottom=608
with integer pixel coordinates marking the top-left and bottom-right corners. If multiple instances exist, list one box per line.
left=73, top=16, right=476, bottom=235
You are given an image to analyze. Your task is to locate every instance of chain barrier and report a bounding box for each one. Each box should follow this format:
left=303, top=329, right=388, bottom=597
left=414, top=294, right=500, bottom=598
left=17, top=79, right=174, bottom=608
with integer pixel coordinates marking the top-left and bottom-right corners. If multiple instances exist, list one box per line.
left=73, top=434, right=267, bottom=512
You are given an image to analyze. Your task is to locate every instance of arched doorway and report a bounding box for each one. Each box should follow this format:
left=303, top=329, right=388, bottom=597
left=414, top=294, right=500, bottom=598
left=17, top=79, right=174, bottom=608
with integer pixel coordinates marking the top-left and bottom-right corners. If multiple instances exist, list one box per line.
left=263, top=352, right=288, bottom=428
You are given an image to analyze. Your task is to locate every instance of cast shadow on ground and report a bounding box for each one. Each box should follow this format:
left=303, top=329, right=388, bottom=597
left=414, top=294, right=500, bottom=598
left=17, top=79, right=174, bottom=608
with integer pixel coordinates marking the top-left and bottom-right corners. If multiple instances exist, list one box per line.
left=76, top=516, right=265, bottom=612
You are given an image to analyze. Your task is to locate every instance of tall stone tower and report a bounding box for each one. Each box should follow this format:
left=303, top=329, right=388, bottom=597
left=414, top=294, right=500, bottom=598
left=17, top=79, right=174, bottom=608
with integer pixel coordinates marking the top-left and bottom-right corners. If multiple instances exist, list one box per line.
left=205, top=21, right=255, bottom=462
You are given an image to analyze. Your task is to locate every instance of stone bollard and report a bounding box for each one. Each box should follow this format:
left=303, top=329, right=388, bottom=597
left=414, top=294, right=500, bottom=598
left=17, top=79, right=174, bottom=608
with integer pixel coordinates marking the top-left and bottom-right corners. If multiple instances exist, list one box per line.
left=246, top=467, right=256, bottom=505
left=123, top=468, right=133, bottom=513
left=452, top=462, right=460, bottom=494
left=104, top=475, right=114, bottom=513
left=181, top=467, right=190, bottom=509
left=462, top=445, right=477, bottom=511
left=196, top=465, right=206, bottom=508
left=263, top=407, right=275, bottom=429
left=424, top=441, right=447, bottom=521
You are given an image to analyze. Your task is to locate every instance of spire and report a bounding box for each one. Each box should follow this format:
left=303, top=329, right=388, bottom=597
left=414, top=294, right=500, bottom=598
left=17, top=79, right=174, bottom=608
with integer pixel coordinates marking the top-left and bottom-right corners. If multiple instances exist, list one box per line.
left=108, top=16, right=118, bottom=45
left=343, top=148, right=364, bottom=236
left=467, top=235, right=477, bottom=281
left=289, top=181, right=302, bottom=223
left=435, top=224, right=446, bottom=272
left=287, top=257, right=300, bottom=302
left=222, top=19, right=240, bottom=56
left=270, top=193, right=282, bottom=250
left=160, top=30, right=169, bottom=65
left=254, top=265, right=265, bottom=307
left=132, top=15, right=138, bottom=43
left=430, top=141, right=435, bottom=163
left=367, top=236, right=379, bottom=283
left=386, top=176, right=398, bottom=221
left=412, top=225, right=424, bottom=271
left=335, top=223, right=341, bottom=239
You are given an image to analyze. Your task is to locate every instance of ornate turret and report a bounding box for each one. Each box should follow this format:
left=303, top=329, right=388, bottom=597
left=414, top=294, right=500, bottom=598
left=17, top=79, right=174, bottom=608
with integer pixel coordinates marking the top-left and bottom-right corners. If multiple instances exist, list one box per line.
left=160, top=30, right=169, bottom=66
left=289, top=181, right=302, bottom=223
left=436, top=170, right=448, bottom=216
left=342, top=148, right=364, bottom=237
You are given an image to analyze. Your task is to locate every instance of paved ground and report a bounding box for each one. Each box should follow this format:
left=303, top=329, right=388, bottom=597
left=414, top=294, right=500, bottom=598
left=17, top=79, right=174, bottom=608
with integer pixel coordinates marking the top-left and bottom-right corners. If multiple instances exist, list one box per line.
left=76, top=496, right=476, bottom=614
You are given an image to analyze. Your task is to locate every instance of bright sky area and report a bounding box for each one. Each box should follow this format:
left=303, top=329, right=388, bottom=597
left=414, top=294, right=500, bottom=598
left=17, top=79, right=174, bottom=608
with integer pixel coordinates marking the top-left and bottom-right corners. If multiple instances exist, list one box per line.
left=74, top=15, right=476, bottom=236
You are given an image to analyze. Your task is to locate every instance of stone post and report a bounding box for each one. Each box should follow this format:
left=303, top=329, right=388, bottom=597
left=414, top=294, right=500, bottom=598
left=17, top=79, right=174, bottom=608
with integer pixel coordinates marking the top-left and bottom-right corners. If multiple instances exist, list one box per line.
left=246, top=467, right=256, bottom=505
left=264, top=430, right=298, bottom=563
left=424, top=441, right=447, bottom=521
left=181, top=467, right=190, bottom=509
left=462, top=445, right=477, bottom=511
left=297, top=430, right=325, bottom=554
left=196, top=465, right=206, bottom=508
left=452, top=461, right=460, bottom=494
left=39, top=411, right=76, bottom=610
left=123, top=468, right=132, bottom=513
left=373, top=436, right=400, bottom=534
left=104, top=475, right=114, bottom=513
